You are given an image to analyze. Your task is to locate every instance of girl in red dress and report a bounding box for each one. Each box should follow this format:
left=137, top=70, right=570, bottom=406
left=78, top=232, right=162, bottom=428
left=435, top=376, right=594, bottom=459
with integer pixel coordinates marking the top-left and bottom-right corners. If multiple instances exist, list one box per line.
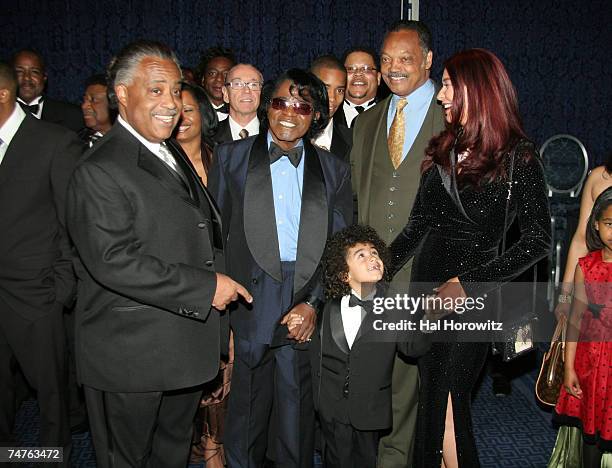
left=554, top=187, right=612, bottom=467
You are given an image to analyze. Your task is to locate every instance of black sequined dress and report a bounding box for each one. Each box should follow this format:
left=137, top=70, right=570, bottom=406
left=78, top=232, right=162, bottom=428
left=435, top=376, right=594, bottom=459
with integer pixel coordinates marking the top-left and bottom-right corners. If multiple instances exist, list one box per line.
left=389, top=141, right=551, bottom=468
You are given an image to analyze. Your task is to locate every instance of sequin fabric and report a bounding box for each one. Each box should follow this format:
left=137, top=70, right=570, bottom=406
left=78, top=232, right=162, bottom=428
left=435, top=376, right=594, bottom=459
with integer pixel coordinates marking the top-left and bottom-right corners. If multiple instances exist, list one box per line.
left=389, top=140, right=552, bottom=467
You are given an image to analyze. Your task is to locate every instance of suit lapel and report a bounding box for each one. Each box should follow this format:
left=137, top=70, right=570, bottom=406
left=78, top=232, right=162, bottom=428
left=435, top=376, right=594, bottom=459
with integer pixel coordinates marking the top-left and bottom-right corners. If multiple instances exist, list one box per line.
left=213, top=119, right=233, bottom=145
left=330, top=120, right=350, bottom=161
left=293, top=141, right=328, bottom=295
left=0, top=114, right=35, bottom=185
left=244, top=134, right=282, bottom=282
left=360, top=96, right=391, bottom=222
left=328, top=300, right=350, bottom=355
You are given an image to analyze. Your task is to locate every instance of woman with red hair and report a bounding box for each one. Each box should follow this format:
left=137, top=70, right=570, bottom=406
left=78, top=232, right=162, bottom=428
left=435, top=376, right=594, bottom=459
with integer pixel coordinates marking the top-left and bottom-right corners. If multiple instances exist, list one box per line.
left=389, top=49, right=552, bottom=467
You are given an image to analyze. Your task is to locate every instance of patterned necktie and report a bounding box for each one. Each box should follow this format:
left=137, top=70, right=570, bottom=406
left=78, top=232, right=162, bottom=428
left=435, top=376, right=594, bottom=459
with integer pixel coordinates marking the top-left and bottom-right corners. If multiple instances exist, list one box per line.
left=388, top=97, right=408, bottom=169
left=239, top=128, right=249, bottom=139
left=269, top=141, right=302, bottom=167
left=158, top=142, right=179, bottom=173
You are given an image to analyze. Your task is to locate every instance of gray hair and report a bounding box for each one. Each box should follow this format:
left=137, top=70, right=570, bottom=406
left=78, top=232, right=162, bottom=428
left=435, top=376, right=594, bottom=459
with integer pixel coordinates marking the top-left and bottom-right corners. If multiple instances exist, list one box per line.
left=107, top=40, right=181, bottom=108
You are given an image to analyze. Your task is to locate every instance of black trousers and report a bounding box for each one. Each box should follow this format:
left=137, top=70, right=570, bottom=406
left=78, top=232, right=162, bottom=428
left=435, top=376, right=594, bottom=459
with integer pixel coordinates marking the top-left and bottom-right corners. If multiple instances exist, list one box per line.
left=84, top=385, right=202, bottom=468
left=320, top=417, right=379, bottom=468
left=225, top=338, right=314, bottom=468
left=0, top=298, right=71, bottom=466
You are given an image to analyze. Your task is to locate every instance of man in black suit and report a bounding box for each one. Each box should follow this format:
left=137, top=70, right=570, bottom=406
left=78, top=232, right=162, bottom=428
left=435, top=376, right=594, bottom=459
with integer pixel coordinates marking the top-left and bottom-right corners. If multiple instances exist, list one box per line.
left=336, top=47, right=381, bottom=128
left=196, top=46, right=236, bottom=122
left=212, top=63, right=263, bottom=145
left=11, top=49, right=83, bottom=133
left=79, top=73, right=116, bottom=147
left=0, top=61, right=82, bottom=466
left=209, top=68, right=353, bottom=468
left=66, top=41, right=251, bottom=468
left=310, top=55, right=352, bottom=162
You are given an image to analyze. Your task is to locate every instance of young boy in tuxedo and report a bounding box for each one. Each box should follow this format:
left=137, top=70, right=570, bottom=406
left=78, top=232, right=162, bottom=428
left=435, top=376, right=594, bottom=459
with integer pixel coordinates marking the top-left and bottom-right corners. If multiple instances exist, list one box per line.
left=289, top=225, right=428, bottom=468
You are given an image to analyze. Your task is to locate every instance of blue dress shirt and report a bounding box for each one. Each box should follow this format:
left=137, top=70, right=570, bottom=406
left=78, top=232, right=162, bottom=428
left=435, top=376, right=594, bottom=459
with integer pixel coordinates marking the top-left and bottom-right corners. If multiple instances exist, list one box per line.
left=267, top=132, right=305, bottom=262
left=386, top=79, right=435, bottom=163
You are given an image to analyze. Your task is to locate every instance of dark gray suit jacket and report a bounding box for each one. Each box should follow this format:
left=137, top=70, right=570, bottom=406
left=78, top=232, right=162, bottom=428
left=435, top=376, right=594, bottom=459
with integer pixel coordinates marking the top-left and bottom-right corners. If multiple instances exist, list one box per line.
left=66, top=122, right=223, bottom=392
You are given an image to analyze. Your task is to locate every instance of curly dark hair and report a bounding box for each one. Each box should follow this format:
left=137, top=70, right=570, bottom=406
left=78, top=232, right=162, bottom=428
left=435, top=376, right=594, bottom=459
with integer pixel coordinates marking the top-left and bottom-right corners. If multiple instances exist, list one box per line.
left=261, top=68, right=329, bottom=140
left=586, top=186, right=612, bottom=252
left=322, top=225, right=391, bottom=299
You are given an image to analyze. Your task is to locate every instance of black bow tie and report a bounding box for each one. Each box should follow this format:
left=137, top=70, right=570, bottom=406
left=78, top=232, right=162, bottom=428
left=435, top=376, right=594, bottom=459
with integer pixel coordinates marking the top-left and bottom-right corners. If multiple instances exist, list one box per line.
left=355, top=105, right=365, bottom=114
left=349, top=294, right=373, bottom=314
left=19, top=100, right=41, bottom=115
left=216, top=102, right=229, bottom=114
left=269, top=141, right=302, bottom=167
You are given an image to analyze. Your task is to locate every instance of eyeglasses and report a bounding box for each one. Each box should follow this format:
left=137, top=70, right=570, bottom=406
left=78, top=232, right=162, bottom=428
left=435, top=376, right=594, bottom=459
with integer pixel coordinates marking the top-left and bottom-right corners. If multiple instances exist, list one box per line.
left=345, top=65, right=378, bottom=74
left=270, top=97, right=313, bottom=115
left=224, top=80, right=263, bottom=91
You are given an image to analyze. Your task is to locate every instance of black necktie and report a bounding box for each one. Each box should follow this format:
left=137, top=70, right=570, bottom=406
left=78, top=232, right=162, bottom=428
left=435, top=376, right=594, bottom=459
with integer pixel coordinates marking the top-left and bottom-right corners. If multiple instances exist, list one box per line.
left=19, top=100, right=40, bottom=115
left=217, top=103, right=229, bottom=114
left=355, top=105, right=365, bottom=114
left=269, top=141, right=302, bottom=167
left=349, top=294, right=373, bottom=314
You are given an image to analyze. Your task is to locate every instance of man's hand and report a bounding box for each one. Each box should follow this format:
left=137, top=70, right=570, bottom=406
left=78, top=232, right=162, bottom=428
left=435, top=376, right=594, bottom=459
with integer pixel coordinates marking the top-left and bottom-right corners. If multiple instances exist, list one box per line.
left=280, top=302, right=316, bottom=343
left=212, top=273, right=253, bottom=310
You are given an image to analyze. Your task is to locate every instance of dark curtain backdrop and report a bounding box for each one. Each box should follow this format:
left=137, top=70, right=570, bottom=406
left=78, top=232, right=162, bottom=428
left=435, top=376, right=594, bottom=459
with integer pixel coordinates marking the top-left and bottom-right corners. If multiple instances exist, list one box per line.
left=1, top=0, right=610, bottom=164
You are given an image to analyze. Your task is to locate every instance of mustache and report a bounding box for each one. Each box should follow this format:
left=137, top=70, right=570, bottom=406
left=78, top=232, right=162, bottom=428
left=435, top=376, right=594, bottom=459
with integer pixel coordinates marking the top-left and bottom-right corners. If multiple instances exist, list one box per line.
left=386, top=72, right=408, bottom=79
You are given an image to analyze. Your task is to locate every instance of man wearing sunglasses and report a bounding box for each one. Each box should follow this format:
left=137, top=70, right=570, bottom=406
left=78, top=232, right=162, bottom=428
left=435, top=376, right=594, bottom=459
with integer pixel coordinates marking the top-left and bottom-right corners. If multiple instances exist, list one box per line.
left=212, top=63, right=263, bottom=144
left=209, top=68, right=352, bottom=468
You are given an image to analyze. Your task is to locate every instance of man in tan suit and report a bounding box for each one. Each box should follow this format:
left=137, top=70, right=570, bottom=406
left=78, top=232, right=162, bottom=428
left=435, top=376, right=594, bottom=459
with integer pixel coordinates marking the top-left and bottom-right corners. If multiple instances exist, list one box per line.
left=350, top=20, right=444, bottom=467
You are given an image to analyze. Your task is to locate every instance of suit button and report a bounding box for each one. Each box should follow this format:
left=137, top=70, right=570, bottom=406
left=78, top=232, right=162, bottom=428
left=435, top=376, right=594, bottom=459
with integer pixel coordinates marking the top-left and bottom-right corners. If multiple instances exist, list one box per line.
left=388, top=201, right=394, bottom=206
left=388, top=213, right=394, bottom=219
left=389, top=228, right=394, bottom=233
left=193, top=312, right=199, bottom=317
left=197, top=222, right=206, bottom=229
left=392, top=171, right=399, bottom=178
left=389, top=186, right=396, bottom=192
left=252, top=278, right=258, bottom=284
left=205, top=260, right=213, bottom=267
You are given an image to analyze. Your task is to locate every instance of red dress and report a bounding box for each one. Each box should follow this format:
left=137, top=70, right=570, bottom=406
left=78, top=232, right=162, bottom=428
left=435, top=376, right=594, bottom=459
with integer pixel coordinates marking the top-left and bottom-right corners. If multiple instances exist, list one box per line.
left=554, top=249, right=612, bottom=450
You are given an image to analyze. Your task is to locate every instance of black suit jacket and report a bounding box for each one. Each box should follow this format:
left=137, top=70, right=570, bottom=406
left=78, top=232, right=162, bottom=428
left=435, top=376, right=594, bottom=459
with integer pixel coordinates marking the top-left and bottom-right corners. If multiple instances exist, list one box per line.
left=66, top=122, right=223, bottom=392
left=330, top=118, right=352, bottom=163
left=208, top=133, right=353, bottom=344
left=212, top=118, right=233, bottom=145
left=311, top=298, right=429, bottom=430
left=0, top=113, right=81, bottom=320
left=41, top=97, right=84, bottom=133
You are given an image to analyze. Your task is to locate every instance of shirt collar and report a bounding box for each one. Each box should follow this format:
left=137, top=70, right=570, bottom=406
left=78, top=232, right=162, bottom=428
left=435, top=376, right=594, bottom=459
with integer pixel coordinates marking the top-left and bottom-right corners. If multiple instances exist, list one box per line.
left=345, top=97, right=376, bottom=109
left=312, top=117, right=334, bottom=150
left=117, top=115, right=161, bottom=155
left=228, top=115, right=259, bottom=137
left=17, top=95, right=43, bottom=106
left=0, top=104, right=26, bottom=148
left=392, top=79, right=435, bottom=108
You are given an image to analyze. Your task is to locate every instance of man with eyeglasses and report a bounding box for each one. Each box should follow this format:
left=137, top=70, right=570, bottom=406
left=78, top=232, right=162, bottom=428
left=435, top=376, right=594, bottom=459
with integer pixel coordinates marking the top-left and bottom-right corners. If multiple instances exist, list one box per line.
left=212, top=63, right=263, bottom=144
left=310, top=55, right=352, bottom=162
left=196, top=46, right=236, bottom=121
left=338, top=47, right=382, bottom=128
left=209, top=68, right=352, bottom=468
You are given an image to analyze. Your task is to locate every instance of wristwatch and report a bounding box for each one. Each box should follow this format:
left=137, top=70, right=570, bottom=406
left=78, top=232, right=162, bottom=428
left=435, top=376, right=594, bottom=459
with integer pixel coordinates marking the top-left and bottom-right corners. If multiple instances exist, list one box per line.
left=557, top=293, right=572, bottom=304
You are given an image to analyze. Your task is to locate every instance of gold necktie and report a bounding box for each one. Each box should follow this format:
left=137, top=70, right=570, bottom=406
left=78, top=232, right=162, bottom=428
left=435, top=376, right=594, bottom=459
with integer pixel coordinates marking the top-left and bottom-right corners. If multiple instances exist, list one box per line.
left=388, top=97, right=408, bottom=169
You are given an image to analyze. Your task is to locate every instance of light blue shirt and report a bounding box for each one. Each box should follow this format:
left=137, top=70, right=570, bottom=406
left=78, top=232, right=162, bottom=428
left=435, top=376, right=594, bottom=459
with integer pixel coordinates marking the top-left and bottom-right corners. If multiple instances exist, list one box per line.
left=267, top=132, right=305, bottom=262
left=386, top=79, right=435, bottom=163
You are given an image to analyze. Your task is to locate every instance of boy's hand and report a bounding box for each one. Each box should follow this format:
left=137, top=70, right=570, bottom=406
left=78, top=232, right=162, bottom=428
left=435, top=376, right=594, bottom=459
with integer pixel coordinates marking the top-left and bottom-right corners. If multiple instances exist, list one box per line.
left=281, top=303, right=316, bottom=342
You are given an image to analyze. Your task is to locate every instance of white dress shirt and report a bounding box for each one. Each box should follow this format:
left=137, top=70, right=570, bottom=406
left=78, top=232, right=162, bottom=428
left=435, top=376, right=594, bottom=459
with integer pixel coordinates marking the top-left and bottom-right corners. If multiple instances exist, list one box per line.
left=312, top=118, right=334, bottom=151
left=343, top=98, right=376, bottom=127
left=17, top=95, right=44, bottom=119
left=0, top=104, right=26, bottom=165
left=340, top=289, right=374, bottom=349
left=117, top=115, right=178, bottom=172
left=228, top=116, right=260, bottom=140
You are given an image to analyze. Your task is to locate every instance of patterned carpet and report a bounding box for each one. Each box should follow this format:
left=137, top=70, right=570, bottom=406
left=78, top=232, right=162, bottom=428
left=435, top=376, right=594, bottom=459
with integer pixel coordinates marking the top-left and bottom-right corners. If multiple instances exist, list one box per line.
left=14, top=352, right=557, bottom=467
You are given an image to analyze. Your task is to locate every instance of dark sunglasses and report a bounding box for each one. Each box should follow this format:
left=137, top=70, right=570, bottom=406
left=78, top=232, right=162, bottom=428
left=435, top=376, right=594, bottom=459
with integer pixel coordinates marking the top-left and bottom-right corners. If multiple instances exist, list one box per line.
left=270, top=97, right=313, bottom=116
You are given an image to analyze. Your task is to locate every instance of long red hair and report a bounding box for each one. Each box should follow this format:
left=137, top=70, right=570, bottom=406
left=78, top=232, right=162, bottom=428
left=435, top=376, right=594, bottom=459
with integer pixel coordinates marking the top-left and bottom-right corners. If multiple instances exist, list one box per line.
left=423, top=49, right=528, bottom=185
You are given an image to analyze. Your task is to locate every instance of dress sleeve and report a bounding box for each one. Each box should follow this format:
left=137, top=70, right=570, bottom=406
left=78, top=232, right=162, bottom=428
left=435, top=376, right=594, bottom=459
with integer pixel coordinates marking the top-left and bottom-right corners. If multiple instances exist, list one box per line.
left=388, top=169, right=433, bottom=277
left=460, top=146, right=552, bottom=296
